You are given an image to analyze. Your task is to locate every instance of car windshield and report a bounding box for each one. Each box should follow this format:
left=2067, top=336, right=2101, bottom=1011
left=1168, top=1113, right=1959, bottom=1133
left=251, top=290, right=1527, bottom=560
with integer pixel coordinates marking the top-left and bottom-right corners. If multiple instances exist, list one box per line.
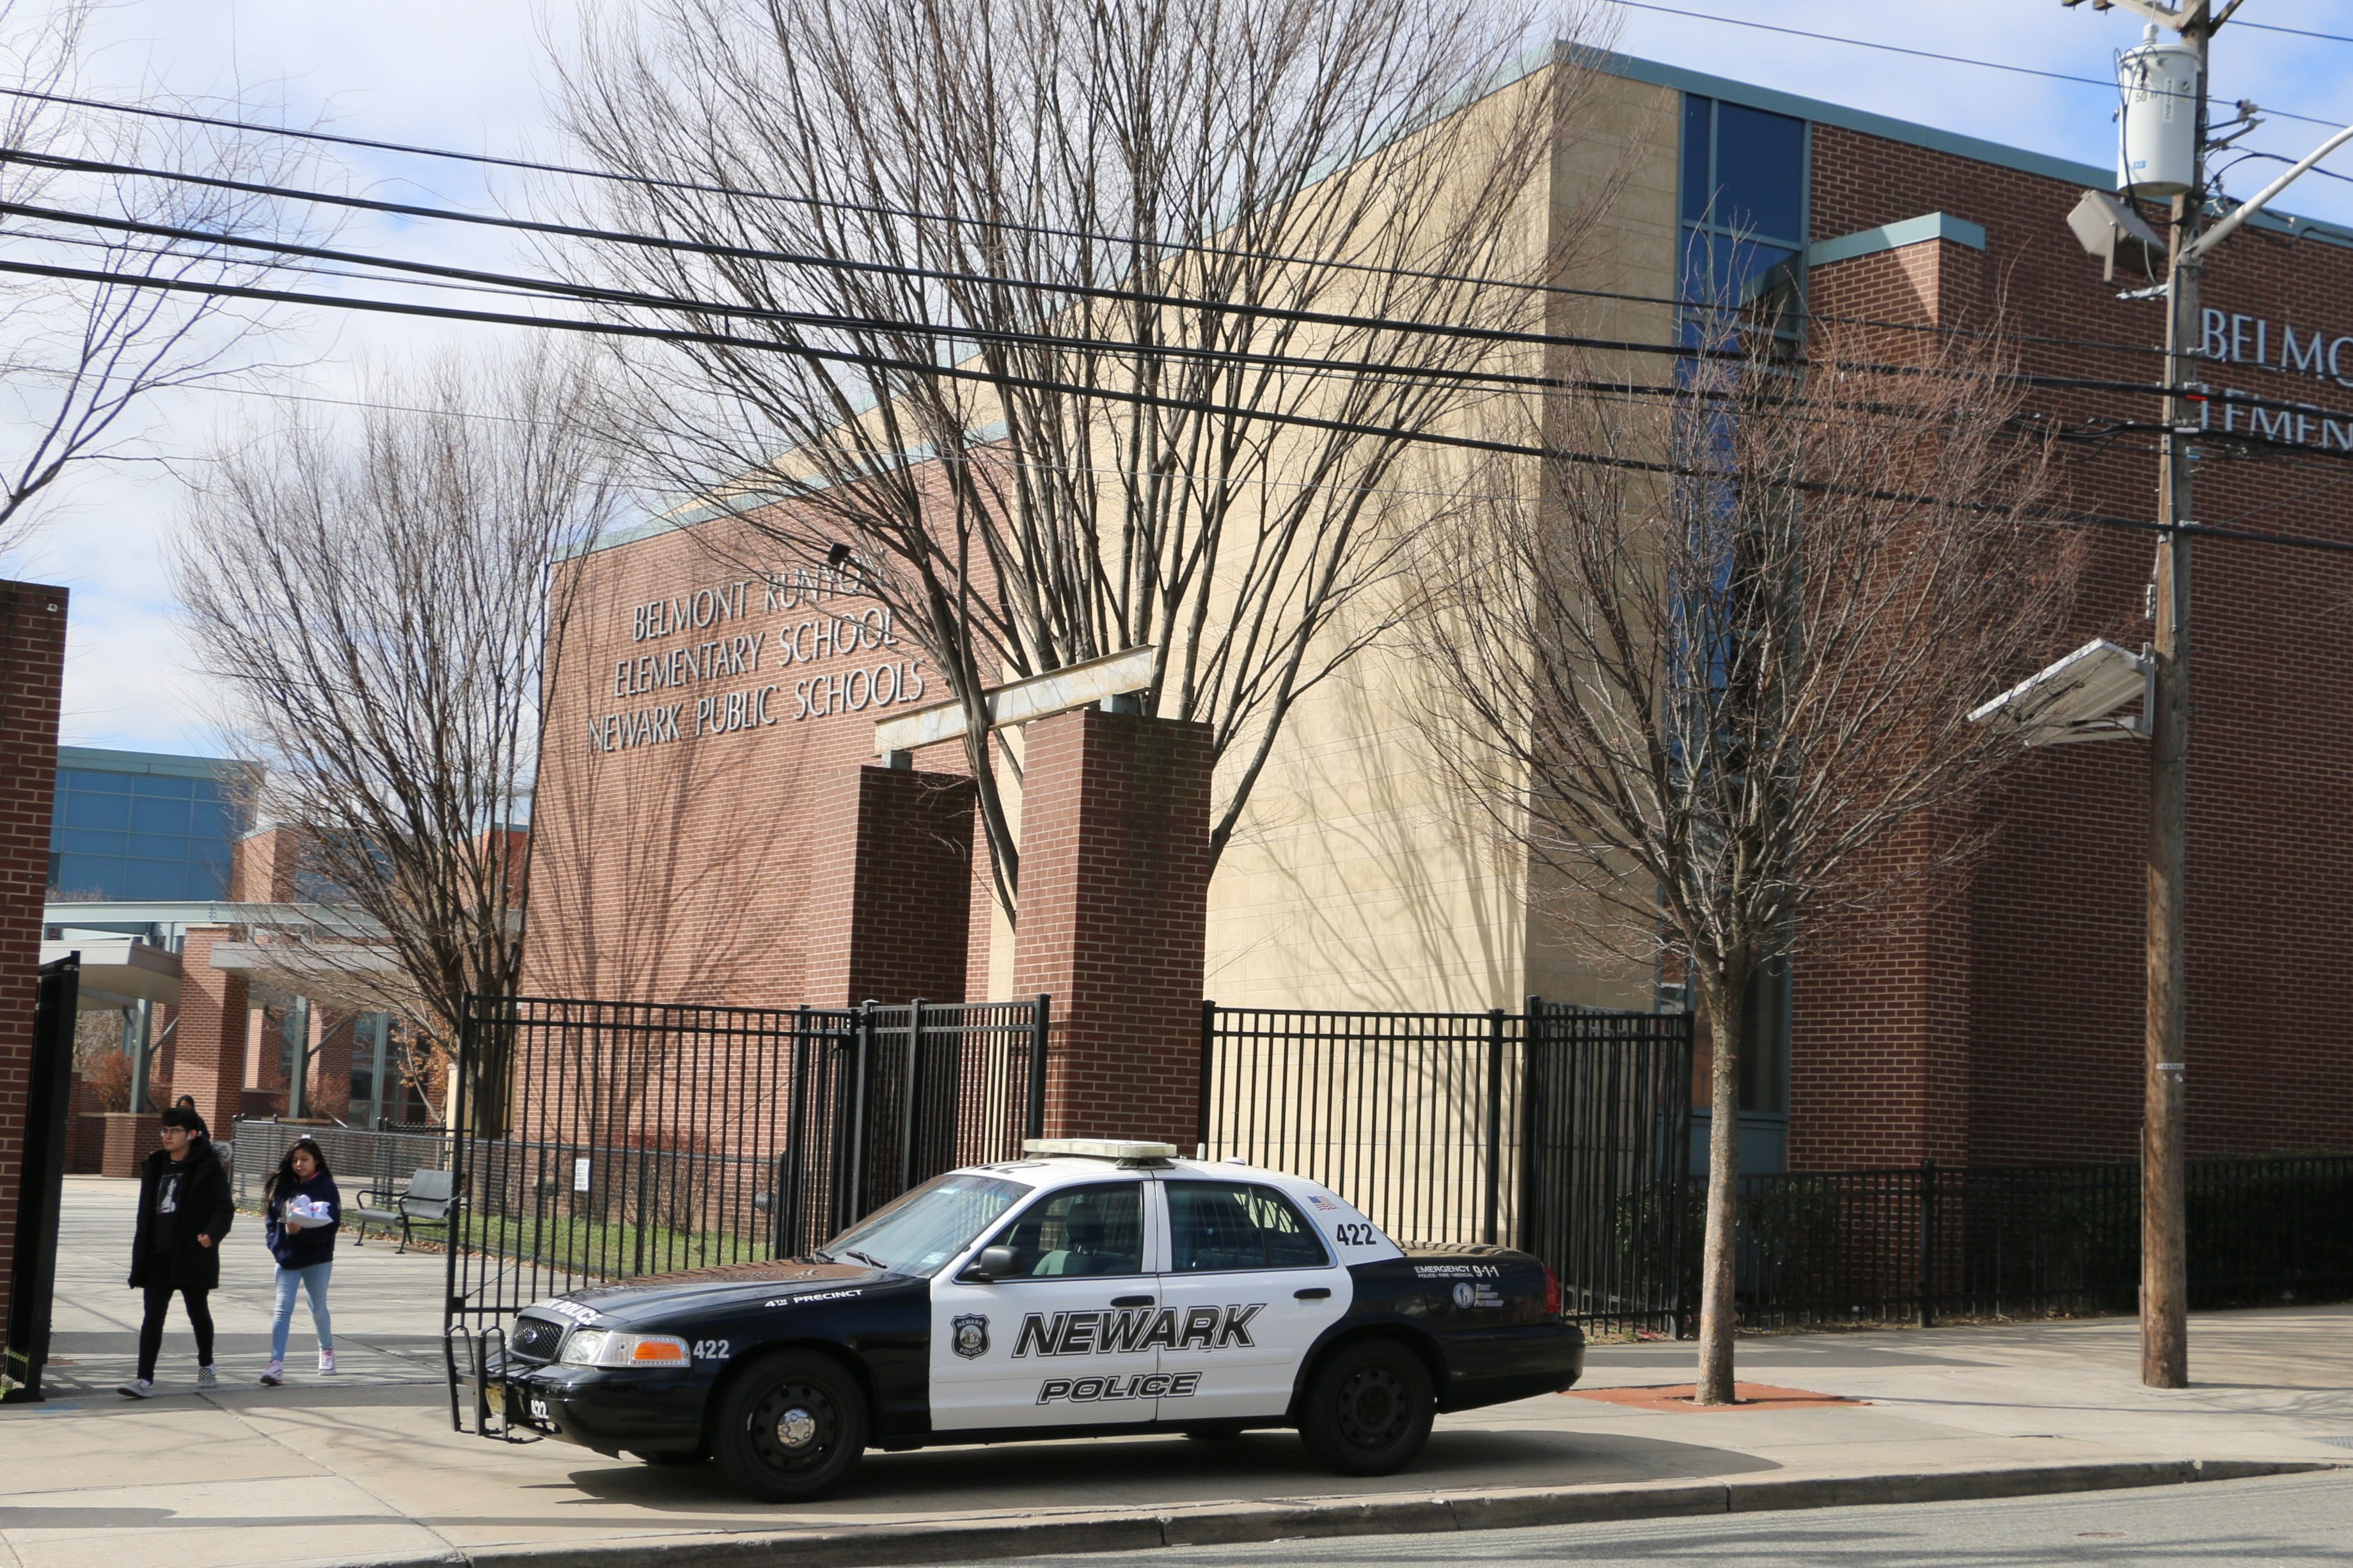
left=816, top=1172, right=1030, bottom=1275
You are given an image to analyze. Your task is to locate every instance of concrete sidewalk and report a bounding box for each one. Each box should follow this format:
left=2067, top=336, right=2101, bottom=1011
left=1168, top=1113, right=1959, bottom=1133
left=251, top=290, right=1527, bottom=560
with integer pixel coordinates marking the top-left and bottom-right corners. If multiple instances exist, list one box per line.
left=3, top=1177, right=2345, bottom=1568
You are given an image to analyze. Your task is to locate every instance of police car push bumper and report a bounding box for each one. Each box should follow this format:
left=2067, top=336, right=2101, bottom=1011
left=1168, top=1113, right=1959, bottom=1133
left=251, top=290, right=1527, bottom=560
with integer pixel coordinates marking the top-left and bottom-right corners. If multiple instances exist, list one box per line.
left=483, top=1140, right=1584, bottom=1501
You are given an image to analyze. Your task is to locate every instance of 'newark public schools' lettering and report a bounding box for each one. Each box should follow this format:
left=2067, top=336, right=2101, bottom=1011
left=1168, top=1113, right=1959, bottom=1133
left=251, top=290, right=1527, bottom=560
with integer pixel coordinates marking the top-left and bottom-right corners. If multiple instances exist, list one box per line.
left=1035, top=1371, right=1201, bottom=1405
left=1011, top=1305, right=1264, bottom=1358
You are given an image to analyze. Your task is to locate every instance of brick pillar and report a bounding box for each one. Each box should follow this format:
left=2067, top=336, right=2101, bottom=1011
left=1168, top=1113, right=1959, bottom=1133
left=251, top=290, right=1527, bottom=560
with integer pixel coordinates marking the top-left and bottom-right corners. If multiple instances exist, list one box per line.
left=305, top=1008, right=355, bottom=1121
left=173, top=928, right=250, bottom=1138
left=0, top=580, right=66, bottom=1352
left=805, top=765, right=978, bottom=1005
left=1012, top=709, right=1212, bottom=1149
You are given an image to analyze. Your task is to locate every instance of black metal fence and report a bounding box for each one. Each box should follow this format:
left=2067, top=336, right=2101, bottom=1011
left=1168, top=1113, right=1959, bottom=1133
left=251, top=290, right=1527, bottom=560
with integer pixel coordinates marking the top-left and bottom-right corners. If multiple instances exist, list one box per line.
left=445, top=994, right=1046, bottom=1333
left=1196, top=998, right=1694, bottom=1336
left=1718, top=1154, right=2353, bottom=1329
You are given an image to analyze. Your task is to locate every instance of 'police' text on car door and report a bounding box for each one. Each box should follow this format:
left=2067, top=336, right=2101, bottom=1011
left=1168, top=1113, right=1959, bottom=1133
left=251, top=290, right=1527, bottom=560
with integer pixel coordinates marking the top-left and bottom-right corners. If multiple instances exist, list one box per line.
left=1151, top=1179, right=1347, bottom=1421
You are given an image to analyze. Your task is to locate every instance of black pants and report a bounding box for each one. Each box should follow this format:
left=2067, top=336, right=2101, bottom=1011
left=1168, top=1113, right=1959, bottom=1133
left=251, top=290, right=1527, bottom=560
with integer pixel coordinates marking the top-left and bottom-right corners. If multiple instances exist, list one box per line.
left=137, top=1281, right=215, bottom=1379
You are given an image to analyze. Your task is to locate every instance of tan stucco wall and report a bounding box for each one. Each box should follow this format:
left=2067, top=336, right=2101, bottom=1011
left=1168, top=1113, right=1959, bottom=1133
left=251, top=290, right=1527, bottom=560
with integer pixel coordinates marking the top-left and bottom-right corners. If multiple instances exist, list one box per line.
left=1199, top=67, right=1680, bottom=1014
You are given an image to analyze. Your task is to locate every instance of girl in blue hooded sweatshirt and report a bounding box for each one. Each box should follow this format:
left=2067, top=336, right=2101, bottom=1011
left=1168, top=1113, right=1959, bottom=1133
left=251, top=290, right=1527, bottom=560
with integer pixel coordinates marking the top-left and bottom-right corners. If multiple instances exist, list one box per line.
left=261, top=1138, right=340, bottom=1384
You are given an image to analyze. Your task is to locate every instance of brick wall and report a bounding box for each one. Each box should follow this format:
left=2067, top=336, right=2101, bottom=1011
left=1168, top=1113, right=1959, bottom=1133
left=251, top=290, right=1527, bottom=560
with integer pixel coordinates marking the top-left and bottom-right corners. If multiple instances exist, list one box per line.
left=1790, top=124, right=2353, bottom=1166
left=172, top=927, right=249, bottom=1138
left=0, top=579, right=67, bottom=1343
left=1012, top=709, right=1213, bottom=1149
left=526, top=522, right=988, bottom=1007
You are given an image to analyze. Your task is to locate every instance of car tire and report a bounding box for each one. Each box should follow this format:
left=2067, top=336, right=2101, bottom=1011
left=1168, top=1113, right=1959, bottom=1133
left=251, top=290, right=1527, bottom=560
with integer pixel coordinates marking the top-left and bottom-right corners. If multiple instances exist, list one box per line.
left=713, top=1352, right=868, bottom=1502
left=1297, top=1337, right=1435, bottom=1477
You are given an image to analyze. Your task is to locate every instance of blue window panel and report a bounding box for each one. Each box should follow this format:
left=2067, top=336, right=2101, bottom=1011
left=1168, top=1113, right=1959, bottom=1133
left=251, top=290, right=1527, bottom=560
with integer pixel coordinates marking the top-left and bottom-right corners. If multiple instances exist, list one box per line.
left=129, top=794, right=193, bottom=834
left=1713, top=102, right=1806, bottom=244
left=58, top=827, right=129, bottom=858
left=54, top=853, right=125, bottom=897
left=58, top=768, right=129, bottom=796
left=61, top=790, right=130, bottom=829
left=189, top=797, right=239, bottom=843
left=127, top=831, right=194, bottom=862
left=130, top=774, right=195, bottom=801
left=123, top=859, right=189, bottom=900
left=1680, top=95, right=1712, bottom=224
left=1680, top=230, right=1798, bottom=302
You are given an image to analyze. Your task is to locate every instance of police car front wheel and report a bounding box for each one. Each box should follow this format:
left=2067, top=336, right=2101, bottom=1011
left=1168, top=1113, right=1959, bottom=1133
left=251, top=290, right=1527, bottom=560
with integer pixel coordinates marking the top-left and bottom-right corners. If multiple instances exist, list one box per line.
left=714, top=1351, right=869, bottom=1502
left=1298, top=1338, right=1435, bottom=1476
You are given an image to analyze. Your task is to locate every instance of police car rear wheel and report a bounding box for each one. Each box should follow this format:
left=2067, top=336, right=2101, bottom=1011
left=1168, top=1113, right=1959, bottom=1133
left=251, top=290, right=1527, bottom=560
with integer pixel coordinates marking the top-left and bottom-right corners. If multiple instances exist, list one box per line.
left=1298, top=1339, right=1433, bottom=1476
left=714, top=1352, right=867, bottom=1502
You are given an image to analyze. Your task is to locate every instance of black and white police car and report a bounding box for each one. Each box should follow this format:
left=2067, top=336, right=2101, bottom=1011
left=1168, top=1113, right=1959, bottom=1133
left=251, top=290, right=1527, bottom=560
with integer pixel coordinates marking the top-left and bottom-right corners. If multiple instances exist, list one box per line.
left=487, top=1138, right=1584, bottom=1501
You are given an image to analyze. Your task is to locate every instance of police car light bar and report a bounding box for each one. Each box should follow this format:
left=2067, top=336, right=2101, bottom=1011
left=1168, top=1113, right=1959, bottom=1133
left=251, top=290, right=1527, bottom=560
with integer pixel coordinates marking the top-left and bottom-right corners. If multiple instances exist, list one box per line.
left=1022, top=1138, right=1181, bottom=1164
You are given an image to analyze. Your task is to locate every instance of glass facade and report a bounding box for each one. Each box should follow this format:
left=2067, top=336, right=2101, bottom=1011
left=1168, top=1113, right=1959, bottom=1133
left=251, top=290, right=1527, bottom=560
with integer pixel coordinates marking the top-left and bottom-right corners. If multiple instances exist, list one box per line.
left=47, top=748, right=241, bottom=902
left=1678, top=95, right=1809, bottom=326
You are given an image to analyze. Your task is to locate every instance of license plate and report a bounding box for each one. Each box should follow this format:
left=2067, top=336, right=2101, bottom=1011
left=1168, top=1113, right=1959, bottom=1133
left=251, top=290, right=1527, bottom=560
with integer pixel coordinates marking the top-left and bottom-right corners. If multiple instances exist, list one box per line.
left=529, top=1399, right=549, bottom=1422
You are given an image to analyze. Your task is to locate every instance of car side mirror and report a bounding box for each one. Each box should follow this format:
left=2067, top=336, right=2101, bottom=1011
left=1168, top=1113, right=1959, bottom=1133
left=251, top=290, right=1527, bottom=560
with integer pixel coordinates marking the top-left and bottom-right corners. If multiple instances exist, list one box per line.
left=964, top=1244, right=1019, bottom=1283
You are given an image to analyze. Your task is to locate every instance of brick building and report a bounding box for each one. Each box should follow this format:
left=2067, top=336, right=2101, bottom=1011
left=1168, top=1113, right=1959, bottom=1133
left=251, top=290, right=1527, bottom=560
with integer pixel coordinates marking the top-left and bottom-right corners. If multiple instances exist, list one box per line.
left=525, top=52, right=2353, bottom=1176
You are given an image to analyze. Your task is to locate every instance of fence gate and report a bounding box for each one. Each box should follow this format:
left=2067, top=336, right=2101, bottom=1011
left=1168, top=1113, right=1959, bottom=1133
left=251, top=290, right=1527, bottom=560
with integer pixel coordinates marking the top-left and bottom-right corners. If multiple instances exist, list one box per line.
left=1520, top=1003, right=1694, bottom=1335
left=2, top=953, right=79, bottom=1403
left=443, top=994, right=1046, bottom=1368
left=1197, top=998, right=1693, bottom=1337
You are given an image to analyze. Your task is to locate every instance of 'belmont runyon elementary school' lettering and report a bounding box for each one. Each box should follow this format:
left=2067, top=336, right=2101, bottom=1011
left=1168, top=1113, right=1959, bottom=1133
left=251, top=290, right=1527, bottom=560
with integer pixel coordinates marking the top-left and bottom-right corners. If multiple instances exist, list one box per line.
left=588, top=562, right=928, bottom=756
left=2200, top=308, right=2353, bottom=449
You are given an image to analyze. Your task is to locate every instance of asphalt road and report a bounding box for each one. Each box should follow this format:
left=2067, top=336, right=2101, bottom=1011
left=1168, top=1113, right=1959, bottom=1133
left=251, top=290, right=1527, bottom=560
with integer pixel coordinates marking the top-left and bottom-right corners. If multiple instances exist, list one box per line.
left=1009, top=1471, right=2353, bottom=1567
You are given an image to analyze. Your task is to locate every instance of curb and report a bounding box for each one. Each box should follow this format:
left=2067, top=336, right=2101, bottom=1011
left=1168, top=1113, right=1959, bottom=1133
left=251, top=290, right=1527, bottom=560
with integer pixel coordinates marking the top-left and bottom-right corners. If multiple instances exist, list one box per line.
left=358, top=1458, right=2337, bottom=1568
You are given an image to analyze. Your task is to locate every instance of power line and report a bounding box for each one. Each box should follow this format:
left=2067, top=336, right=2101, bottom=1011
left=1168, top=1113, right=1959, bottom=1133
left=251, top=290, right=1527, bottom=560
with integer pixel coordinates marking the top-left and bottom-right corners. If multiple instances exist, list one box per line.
left=5, top=178, right=2225, bottom=418
left=1611, top=0, right=2345, bottom=132
left=10, top=244, right=2349, bottom=560
left=2231, top=18, right=2353, bottom=45
left=1, top=143, right=2177, bottom=365
left=19, top=185, right=2353, bottom=435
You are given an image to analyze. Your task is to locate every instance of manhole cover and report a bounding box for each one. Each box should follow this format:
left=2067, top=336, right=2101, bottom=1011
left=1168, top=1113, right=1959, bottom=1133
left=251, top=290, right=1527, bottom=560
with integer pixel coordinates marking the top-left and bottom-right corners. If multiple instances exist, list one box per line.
left=2314, top=1436, right=2353, bottom=1451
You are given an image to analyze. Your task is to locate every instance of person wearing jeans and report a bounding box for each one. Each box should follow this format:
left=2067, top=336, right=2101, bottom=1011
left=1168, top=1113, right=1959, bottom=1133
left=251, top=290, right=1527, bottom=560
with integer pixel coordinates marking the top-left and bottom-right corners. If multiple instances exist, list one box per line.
left=122, top=1107, right=232, bottom=1397
left=261, top=1138, right=341, bottom=1384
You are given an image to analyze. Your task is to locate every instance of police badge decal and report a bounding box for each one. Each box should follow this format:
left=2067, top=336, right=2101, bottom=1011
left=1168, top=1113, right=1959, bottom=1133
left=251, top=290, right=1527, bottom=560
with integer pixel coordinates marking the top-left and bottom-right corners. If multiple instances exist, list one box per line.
left=952, top=1313, right=990, bottom=1360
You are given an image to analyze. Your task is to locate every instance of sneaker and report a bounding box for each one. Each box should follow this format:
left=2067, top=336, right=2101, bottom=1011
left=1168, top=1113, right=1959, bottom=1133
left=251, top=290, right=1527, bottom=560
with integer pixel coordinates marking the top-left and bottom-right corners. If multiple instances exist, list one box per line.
left=196, top=1365, right=217, bottom=1390
left=118, top=1378, right=154, bottom=1399
left=260, top=1361, right=284, bottom=1386
left=317, top=1349, right=336, bottom=1376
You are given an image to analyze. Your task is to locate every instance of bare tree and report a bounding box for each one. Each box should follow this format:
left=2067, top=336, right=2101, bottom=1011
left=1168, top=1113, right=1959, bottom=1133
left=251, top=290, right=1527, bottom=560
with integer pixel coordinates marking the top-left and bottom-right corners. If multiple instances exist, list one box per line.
left=172, top=345, right=623, bottom=1131
left=1420, top=311, right=2081, bottom=1403
left=547, top=0, right=1626, bottom=917
left=0, top=0, right=331, bottom=558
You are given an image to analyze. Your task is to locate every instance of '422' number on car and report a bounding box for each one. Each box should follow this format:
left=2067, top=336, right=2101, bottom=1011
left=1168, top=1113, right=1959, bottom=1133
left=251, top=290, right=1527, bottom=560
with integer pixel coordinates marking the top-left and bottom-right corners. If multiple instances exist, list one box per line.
left=1332, top=1222, right=1382, bottom=1247
left=691, top=1339, right=730, bottom=1361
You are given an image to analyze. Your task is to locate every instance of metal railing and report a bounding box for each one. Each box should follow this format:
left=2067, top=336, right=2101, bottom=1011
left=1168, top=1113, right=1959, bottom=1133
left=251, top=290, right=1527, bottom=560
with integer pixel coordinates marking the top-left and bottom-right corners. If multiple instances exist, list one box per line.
left=229, top=1118, right=456, bottom=1209
left=1712, top=1154, right=2353, bottom=1329
left=1197, top=998, right=1696, bottom=1337
left=445, top=994, right=1048, bottom=1333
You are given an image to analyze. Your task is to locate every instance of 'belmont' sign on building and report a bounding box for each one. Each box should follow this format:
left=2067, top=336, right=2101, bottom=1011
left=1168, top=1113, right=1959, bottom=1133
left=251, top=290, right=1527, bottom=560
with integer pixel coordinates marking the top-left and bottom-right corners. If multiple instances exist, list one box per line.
left=2199, top=308, right=2353, bottom=449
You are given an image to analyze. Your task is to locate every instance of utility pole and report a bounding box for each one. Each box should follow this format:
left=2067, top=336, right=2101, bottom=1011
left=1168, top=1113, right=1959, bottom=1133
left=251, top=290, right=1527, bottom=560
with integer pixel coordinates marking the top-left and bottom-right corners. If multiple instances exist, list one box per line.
left=2142, top=3, right=2208, bottom=1394
left=2058, top=0, right=2353, bottom=1387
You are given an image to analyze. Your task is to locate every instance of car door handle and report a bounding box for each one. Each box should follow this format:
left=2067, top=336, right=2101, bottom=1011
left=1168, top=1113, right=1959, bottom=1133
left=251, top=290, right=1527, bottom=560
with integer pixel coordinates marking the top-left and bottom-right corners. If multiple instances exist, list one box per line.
left=1111, top=1294, right=1153, bottom=1308
left=1295, top=1287, right=1332, bottom=1300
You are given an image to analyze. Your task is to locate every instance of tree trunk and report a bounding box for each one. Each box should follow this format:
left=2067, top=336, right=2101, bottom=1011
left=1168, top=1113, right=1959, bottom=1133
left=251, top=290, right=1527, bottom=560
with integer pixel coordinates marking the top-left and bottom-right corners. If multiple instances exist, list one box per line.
left=1694, top=962, right=1746, bottom=1404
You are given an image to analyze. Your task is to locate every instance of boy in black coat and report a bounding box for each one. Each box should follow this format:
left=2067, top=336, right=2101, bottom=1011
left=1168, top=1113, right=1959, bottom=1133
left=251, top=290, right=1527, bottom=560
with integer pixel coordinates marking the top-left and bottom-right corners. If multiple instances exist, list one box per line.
left=121, top=1106, right=233, bottom=1396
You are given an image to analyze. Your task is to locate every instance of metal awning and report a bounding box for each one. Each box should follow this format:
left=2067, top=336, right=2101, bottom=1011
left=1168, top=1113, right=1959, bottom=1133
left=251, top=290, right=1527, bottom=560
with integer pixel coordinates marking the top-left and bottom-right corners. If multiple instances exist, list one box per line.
left=38, top=938, right=181, bottom=1011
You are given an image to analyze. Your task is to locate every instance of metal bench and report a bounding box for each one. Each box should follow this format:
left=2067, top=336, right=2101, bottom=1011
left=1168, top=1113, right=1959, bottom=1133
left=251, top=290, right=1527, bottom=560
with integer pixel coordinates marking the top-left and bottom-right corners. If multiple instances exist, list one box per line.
left=351, top=1168, right=453, bottom=1252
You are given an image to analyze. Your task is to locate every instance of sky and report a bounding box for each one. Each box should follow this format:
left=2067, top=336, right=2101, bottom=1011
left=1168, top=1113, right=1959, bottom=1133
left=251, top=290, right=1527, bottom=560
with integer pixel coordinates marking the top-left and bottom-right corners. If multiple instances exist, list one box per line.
left=4, top=0, right=2349, bottom=758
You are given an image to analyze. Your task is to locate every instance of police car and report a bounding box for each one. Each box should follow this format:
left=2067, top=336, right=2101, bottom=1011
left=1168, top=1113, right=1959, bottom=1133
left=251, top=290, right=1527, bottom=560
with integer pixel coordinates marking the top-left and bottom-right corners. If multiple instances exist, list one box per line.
left=486, top=1139, right=1584, bottom=1501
